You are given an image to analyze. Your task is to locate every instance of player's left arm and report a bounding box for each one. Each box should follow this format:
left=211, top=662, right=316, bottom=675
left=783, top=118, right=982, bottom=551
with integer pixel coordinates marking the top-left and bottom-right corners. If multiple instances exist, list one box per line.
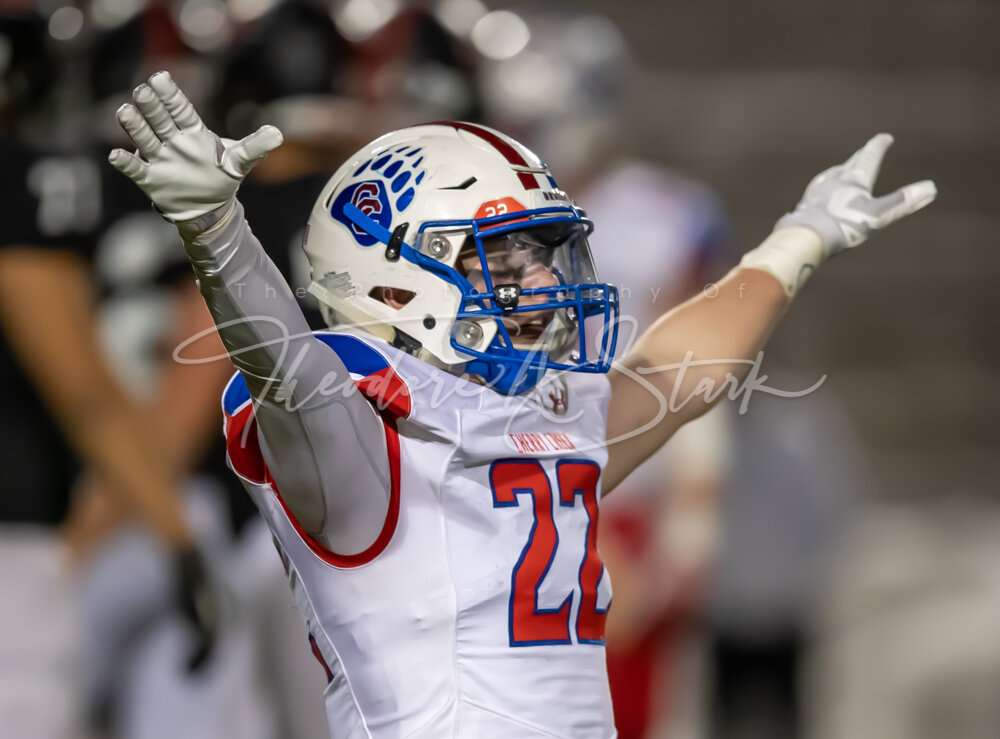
left=603, top=134, right=936, bottom=494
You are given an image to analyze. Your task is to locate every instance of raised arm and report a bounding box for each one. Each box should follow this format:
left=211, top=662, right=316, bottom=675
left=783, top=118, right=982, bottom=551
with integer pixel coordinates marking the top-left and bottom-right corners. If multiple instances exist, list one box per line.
left=109, top=72, right=390, bottom=554
left=604, top=134, right=936, bottom=493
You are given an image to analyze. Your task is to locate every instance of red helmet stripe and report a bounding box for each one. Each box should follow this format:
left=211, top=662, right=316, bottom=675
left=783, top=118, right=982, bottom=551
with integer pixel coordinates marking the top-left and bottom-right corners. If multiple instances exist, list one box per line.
left=428, top=121, right=541, bottom=190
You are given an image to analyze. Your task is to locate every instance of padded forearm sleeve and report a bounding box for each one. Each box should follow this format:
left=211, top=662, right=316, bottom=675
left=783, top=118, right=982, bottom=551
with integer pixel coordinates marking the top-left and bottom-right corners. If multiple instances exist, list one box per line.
left=180, top=202, right=391, bottom=554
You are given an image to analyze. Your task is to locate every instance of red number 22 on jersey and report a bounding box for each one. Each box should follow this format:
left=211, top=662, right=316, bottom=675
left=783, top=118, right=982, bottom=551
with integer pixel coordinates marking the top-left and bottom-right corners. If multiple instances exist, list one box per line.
left=490, top=459, right=608, bottom=647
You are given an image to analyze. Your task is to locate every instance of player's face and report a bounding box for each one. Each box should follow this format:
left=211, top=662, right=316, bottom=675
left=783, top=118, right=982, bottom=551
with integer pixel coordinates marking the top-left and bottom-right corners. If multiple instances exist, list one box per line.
left=458, top=231, right=562, bottom=343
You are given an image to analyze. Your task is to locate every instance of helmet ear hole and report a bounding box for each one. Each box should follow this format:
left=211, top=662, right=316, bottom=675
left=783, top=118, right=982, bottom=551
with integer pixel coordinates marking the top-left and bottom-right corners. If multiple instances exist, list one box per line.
left=369, top=286, right=416, bottom=309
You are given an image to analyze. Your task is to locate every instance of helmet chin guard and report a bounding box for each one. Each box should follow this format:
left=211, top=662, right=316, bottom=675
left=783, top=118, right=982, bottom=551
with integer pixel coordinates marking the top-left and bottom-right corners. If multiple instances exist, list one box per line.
left=304, top=122, right=620, bottom=394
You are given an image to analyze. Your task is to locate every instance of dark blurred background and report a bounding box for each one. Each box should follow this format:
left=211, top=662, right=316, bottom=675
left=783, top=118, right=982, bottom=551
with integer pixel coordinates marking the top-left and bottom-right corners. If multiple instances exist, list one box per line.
left=583, top=0, right=1000, bottom=502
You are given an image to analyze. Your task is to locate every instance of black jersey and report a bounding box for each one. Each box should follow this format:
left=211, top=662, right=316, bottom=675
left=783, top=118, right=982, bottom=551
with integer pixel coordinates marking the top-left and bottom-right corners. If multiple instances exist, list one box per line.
left=0, top=138, right=101, bottom=526
left=238, top=172, right=330, bottom=329
left=90, top=170, right=331, bottom=535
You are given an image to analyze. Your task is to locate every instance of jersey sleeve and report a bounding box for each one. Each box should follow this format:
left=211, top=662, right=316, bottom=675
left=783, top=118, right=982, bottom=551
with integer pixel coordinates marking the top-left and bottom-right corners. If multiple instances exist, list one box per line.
left=222, top=335, right=411, bottom=566
left=186, top=200, right=398, bottom=557
left=222, top=339, right=412, bottom=485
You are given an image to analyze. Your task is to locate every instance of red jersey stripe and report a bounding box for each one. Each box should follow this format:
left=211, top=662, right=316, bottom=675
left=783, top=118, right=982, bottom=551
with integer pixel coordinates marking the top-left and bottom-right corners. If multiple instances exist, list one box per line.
left=225, top=375, right=404, bottom=569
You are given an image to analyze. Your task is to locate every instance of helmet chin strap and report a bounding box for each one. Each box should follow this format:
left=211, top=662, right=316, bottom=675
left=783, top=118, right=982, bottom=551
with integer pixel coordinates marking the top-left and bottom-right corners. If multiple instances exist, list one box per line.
left=343, top=204, right=414, bottom=256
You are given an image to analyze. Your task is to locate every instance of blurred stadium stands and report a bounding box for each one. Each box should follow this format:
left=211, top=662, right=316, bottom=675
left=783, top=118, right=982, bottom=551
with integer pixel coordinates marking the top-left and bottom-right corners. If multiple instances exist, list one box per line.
left=574, top=0, right=999, bottom=504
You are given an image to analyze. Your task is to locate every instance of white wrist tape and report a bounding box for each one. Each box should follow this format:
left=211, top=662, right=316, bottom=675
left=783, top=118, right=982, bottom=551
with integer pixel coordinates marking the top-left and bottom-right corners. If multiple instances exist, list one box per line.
left=739, top=226, right=825, bottom=298
left=176, top=199, right=239, bottom=243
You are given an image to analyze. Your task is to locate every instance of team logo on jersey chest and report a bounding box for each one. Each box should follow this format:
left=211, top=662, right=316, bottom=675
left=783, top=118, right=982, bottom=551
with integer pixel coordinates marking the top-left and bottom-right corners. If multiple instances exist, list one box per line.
left=533, top=374, right=569, bottom=417
left=547, top=385, right=568, bottom=416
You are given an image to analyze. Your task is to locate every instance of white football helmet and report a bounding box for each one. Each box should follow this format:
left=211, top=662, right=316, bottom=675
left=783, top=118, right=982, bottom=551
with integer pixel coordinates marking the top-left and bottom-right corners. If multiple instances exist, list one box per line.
left=304, top=121, right=619, bottom=394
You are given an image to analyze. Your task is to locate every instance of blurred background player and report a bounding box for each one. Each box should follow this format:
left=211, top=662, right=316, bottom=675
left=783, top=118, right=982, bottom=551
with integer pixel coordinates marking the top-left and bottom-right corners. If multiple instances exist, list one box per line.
left=478, top=8, right=731, bottom=736
left=69, top=4, right=326, bottom=738
left=704, top=381, right=864, bottom=739
left=0, top=9, right=211, bottom=739
left=73, top=10, right=253, bottom=738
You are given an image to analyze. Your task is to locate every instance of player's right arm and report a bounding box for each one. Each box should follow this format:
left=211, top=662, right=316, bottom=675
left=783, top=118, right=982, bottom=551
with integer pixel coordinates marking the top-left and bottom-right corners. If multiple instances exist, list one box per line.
left=109, top=72, right=390, bottom=554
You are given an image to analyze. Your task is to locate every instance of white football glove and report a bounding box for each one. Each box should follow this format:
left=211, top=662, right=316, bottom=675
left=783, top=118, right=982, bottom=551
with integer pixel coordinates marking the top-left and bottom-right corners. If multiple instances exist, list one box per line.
left=741, top=133, right=937, bottom=296
left=776, top=133, right=937, bottom=255
left=109, top=71, right=283, bottom=223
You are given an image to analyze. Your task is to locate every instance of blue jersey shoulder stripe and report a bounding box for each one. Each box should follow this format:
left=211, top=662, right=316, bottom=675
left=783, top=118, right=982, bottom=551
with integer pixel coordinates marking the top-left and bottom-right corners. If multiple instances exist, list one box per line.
left=314, top=332, right=392, bottom=376
left=223, top=371, right=252, bottom=416
left=222, top=333, right=393, bottom=416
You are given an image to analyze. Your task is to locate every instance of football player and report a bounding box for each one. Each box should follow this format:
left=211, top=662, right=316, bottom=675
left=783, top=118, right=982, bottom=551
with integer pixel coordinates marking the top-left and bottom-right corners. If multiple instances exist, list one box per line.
left=110, top=71, right=935, bottom=738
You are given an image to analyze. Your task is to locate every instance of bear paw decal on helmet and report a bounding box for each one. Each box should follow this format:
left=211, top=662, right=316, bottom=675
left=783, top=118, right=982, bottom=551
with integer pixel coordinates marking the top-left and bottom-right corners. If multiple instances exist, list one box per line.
left=331, top=146, right=428, bottom=246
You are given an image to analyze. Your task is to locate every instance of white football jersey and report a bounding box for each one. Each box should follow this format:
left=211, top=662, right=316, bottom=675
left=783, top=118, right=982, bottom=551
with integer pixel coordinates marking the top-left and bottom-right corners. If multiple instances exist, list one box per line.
left=223, top=330, right=616, bottom=738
